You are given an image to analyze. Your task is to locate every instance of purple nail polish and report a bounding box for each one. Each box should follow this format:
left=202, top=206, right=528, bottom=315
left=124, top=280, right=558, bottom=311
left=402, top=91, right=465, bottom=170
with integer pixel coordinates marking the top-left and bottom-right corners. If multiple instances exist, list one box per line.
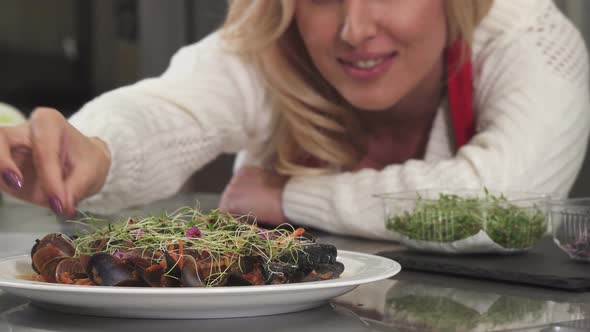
left=49, top=197, right=64, bottom=216
left=2, top=171, right=23, bottom=191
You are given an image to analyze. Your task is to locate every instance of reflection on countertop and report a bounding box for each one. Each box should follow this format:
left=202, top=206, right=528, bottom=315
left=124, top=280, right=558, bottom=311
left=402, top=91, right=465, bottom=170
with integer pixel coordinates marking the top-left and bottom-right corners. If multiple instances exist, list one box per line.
left=0, top=298, right=370, bottom=332
left=334, top=274, right=590, bottom=332
left=1, top=278, right=590, bottom=332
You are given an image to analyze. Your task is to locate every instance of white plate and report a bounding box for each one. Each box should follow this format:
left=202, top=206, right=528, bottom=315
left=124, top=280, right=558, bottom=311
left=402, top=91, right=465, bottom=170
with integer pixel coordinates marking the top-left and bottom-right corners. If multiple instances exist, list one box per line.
left=0, top=251, right=400, bottom=319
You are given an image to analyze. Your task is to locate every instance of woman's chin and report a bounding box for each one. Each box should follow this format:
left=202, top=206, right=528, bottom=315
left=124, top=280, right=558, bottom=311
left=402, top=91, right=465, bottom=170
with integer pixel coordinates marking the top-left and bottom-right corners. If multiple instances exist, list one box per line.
left=344, top=98, right=399, bottom=112
left=338, top=88, right=402, bottom=112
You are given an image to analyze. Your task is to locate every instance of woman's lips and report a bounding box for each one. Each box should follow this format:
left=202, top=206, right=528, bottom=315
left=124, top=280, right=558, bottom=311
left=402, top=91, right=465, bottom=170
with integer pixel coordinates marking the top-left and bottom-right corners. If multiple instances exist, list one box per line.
left=338, top=52, right=398, bottom=80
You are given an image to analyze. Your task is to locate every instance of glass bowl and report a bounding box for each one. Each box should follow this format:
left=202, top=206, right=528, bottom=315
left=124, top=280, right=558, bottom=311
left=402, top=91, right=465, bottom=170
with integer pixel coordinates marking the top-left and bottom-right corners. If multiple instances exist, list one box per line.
left=376, top=189, right=550, bottom=254
left=551, top=198, right=590, bottom=262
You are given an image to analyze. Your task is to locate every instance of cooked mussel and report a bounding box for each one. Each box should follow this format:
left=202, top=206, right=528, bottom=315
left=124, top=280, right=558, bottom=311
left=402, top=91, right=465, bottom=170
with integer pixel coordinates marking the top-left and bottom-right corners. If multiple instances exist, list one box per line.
left=87, top=253, right=144, bottom=286
left=180, top=255, right=203, bottom=287
left=263, top=261, right=304, bottom=284
left=226, top=256, right=265, bottom=286
left=55, top=258, right=87, bottom=284
left=302, top=261, right=345, bottom=282
left=266, top=244, right=342, bottom=284
left=121, top=248, right=161, bottom=268
left=32, top=246, right=68, bottom=274
left=179, top=254, right=232, bottom=287
left=278, top=244, right=337, bottom=268
left=39, top=257, right=69, bottom=283
left=117, top=249, right=164, bottom=287
left=33, top=233, right=76, bottom=256
left=137, top=264, right=166, bottom=287
left=30, top=233, right=75, bottom=273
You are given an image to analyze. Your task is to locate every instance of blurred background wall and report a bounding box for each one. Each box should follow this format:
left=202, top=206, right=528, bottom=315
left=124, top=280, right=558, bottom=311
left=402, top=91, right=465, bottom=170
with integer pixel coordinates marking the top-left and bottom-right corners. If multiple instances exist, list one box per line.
left=0, top=0, right=588, bottom=196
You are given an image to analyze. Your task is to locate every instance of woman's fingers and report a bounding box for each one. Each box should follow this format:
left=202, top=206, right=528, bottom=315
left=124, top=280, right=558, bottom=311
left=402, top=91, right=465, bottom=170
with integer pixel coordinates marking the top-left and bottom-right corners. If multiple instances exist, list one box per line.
left=0, top=108, right=110, bottom=216
left=0, top=125, right=31, bottom=193
left=0, top=142, right=23, bottom=192
left=52, top=127, right=111, bottom=217
left=63, top=165, right=95, bottom=216
left=29, top=107, right=69, bottom=215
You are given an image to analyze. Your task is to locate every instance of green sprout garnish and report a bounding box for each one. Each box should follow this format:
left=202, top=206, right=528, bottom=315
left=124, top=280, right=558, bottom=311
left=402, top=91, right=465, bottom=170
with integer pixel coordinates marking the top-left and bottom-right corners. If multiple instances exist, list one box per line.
left=385, top=191, right=546, bottom=249
left=68, top=207, right=311, bottom=286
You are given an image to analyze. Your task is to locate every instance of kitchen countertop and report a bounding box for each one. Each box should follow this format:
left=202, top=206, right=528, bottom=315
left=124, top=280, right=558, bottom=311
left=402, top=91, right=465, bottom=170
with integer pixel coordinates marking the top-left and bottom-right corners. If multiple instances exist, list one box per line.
left=1, top=193, right=590, bottom=332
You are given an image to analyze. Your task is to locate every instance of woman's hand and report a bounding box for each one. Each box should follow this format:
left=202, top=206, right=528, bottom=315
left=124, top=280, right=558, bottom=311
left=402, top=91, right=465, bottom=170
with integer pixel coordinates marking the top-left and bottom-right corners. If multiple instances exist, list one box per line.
left=0, top=107, right=111, bottom=217
left=219, top=166, right=287, bottom=226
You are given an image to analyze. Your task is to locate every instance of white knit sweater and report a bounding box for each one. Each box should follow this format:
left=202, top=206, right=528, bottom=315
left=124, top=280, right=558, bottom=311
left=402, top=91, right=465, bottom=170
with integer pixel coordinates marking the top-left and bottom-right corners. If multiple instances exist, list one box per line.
left=70, top=0, right=590, bottom=240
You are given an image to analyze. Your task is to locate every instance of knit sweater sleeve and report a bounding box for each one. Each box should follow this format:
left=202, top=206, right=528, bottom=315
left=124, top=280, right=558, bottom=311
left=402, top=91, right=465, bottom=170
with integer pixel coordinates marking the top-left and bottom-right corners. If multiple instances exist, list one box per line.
left=282, top=1, right=590, bottom=240
left=69, top=33, right=270, bottom=212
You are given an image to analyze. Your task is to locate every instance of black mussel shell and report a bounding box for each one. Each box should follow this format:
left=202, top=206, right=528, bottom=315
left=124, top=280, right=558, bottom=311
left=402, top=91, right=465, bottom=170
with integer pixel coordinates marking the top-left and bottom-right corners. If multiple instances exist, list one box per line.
left=87, top=253, right=137, bottom=286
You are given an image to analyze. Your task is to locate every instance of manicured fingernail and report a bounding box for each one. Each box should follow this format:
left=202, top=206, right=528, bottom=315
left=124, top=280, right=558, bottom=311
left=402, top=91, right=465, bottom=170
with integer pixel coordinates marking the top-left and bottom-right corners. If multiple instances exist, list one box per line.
left=49, top=197, right=64, bottom=216
left=2, top=171, right=23, bottom=191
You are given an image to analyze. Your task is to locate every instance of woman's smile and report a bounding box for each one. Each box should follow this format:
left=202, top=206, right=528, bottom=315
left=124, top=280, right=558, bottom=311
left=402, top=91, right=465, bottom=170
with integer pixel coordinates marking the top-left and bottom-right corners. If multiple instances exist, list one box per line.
left=337, top=51, right=399, bottom=81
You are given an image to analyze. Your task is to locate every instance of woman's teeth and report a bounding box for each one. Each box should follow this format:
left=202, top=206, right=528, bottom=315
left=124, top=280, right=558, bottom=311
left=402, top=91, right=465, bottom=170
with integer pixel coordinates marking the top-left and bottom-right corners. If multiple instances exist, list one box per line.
left=351, top=57, right=387, bottom=70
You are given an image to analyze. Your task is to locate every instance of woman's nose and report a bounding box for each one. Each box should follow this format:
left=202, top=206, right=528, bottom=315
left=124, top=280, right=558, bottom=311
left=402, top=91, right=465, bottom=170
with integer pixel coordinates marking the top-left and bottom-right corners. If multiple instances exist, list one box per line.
left=340, top=0, right=378, bottom=47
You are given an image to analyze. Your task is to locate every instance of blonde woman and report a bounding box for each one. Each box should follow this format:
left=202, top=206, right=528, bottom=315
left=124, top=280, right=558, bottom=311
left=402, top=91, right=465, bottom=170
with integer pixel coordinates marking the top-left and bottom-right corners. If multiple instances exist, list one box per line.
left=0, top=0, right=588, bottom=239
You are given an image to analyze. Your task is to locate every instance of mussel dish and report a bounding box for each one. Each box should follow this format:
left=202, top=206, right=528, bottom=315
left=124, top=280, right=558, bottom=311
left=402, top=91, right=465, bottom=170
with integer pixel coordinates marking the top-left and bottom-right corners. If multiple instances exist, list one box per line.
left=29, top=208, right=344, bottom=287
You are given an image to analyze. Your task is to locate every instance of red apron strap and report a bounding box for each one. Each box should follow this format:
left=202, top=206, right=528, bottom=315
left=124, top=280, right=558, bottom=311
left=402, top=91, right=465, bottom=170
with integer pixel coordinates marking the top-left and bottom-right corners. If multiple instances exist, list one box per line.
left=445, top=40, right=475, bottom=149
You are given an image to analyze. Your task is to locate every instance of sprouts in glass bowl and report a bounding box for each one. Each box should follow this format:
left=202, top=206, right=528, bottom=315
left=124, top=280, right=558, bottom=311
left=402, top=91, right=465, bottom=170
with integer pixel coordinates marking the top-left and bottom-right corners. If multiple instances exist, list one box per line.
left=377, top=189, right=549, bottom=254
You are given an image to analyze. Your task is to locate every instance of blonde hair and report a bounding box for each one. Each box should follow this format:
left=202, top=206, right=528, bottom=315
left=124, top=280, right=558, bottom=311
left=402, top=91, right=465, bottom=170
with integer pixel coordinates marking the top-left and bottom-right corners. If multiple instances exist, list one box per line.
left=223, top=0, right=493, bottom=176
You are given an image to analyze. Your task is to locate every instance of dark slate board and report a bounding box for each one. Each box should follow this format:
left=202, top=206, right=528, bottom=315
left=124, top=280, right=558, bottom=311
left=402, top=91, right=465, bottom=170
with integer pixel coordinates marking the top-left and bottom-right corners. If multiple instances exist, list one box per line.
left=378, top=236, right=590, bottom=292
